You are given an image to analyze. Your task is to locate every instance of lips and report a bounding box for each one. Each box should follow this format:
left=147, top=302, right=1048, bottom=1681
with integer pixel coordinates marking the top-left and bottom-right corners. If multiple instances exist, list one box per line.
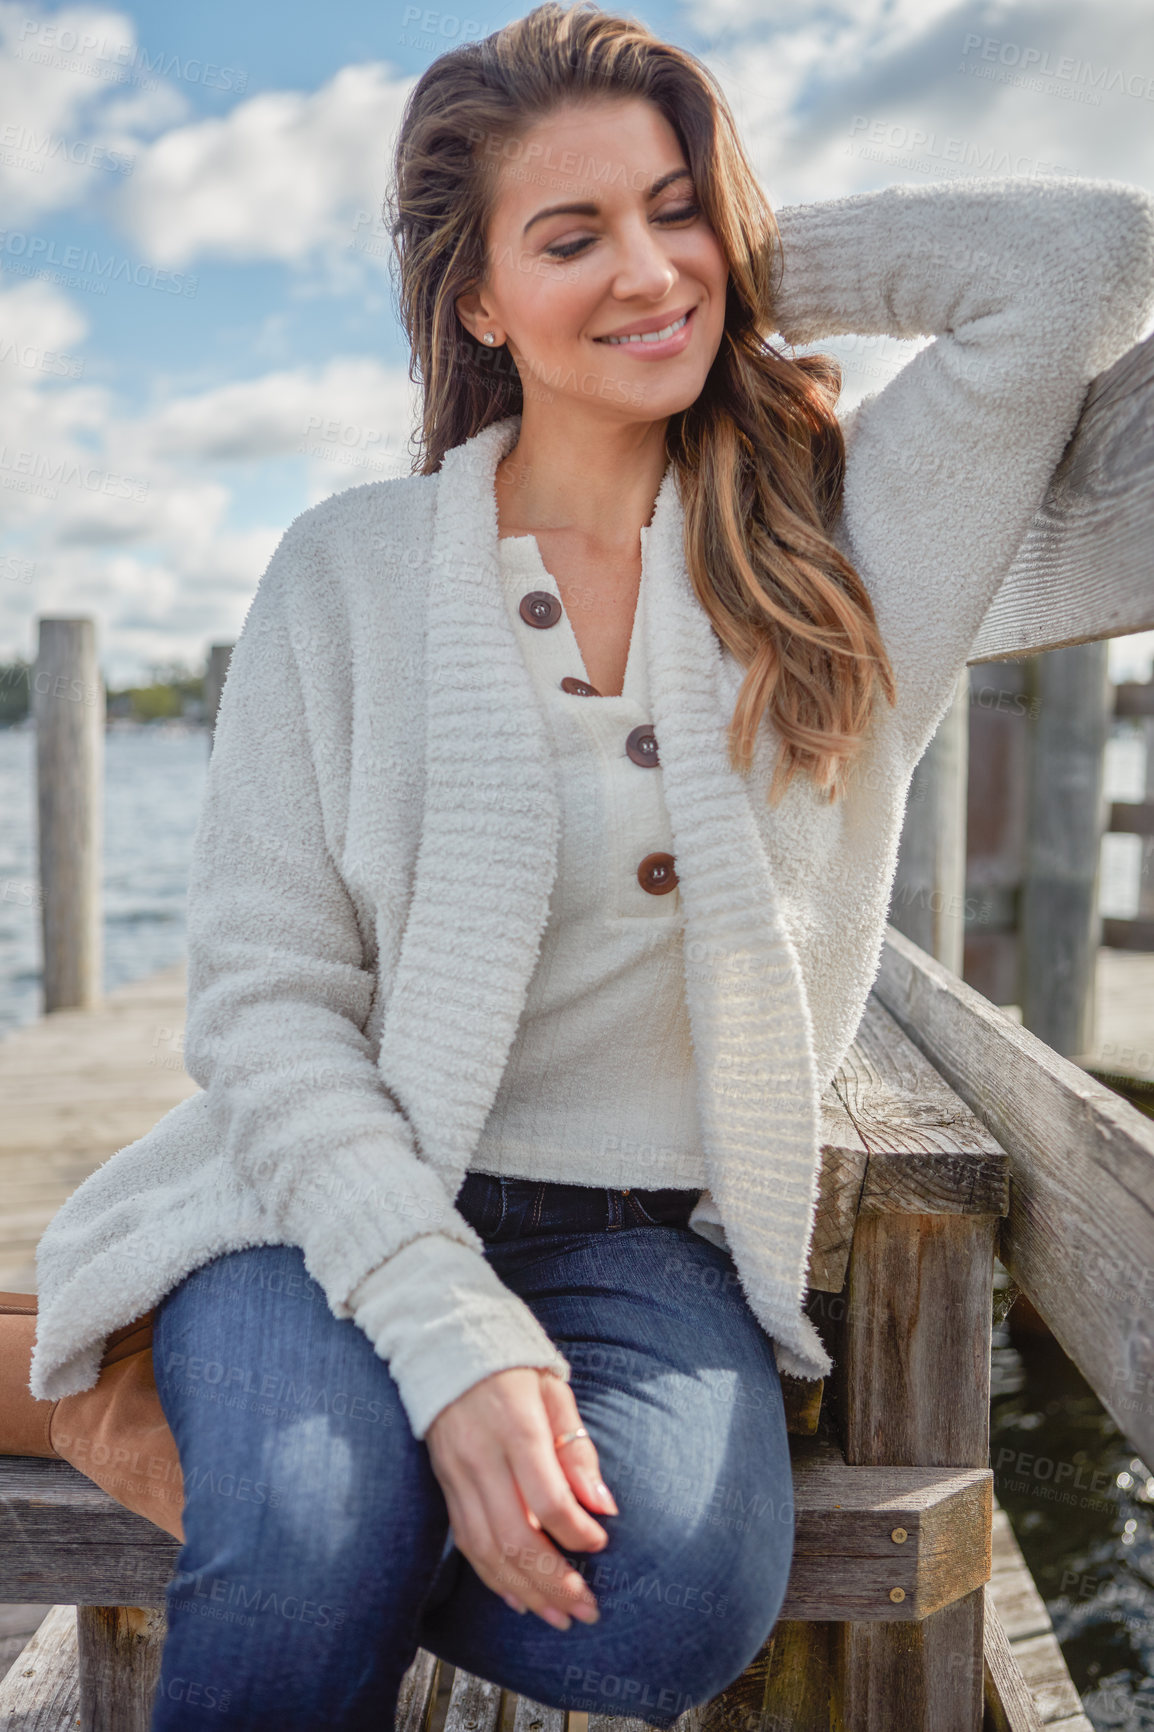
left=595, top=308, right=693, bottom=345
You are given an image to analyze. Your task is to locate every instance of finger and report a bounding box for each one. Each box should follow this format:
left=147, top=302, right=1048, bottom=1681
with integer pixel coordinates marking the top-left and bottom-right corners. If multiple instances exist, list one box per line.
left=538, top=1378, right=618, bottom=1516
left=445, top=1460, right=598, bottom=1628
left=504, top=1409, right=610, bottom=1555
left=476, top=1468, right=601, bottom=1628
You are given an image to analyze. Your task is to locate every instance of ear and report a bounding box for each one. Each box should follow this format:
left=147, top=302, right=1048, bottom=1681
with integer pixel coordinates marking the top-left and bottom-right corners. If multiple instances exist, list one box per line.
left=455, top=287, right=495, bottom=344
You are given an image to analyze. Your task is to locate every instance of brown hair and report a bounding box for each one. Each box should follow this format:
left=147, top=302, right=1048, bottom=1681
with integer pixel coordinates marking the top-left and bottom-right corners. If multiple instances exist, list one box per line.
left=384, top=0, right=895, bottom=803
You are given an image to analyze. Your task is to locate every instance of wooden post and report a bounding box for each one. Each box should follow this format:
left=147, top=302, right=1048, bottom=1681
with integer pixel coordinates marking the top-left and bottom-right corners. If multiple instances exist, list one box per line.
left=962, top=663, right=1030, bottom=1007
left=1141, top=699, right=1154, bottom=922
left=889, top=671, right=969, bottom=975
left=76, top=1605, right=165, bottom=1732
left=203, top=642, right=234, bottom=749
left=1019, top=642, right=1110, bottom=1056
left=33, top=617, right=104, bottom=1012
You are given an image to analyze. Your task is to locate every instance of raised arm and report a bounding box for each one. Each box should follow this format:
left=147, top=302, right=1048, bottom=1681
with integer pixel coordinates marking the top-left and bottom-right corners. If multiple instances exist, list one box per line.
left=770, top=175, right=1154, bottom=753
left=182, top=510, right=569, bottom=1440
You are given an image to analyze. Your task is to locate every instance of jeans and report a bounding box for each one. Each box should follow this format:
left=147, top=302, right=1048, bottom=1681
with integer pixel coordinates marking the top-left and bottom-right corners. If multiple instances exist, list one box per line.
left=150, top=1175, right=796, bottom=1730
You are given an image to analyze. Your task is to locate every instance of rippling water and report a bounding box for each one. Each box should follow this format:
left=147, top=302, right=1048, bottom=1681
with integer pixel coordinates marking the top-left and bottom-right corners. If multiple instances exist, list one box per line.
left=0, top=723, right=208, bottom=1038
left=992, top=1284, right=1154, bottom=1729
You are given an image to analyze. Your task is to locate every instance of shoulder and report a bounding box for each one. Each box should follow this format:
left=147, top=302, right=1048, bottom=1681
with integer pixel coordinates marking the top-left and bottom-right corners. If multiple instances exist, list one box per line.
left=251, top=469, right=438, bottom=633
left=272, top=469, right=437, bottom=570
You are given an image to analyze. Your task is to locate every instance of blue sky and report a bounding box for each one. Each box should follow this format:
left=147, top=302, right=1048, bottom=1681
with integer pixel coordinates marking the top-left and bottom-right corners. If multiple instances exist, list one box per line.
left=3, top=0, right=1154, bottom=685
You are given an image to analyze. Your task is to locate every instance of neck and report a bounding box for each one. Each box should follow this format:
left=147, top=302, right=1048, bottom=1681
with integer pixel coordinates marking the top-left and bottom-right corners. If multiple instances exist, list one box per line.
left=495, top=406, right=670, bottom=552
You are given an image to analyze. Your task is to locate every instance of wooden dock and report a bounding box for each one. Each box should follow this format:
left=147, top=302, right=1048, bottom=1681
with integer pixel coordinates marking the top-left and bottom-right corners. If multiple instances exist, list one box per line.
left=986, top=1504, right=1092, bottom=1732
left=0, top=954, right=1113, bottom=1724
left=0, top=960, right=195, bottom=1293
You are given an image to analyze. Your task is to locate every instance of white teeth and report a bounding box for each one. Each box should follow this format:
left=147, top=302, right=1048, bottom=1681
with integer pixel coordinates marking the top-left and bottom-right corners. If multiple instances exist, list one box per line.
left=599, top=312, right=689, bottom=345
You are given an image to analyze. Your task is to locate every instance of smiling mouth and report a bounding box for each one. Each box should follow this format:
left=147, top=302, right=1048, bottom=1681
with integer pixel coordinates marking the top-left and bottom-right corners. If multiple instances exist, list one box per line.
left=595, top=309, right=692, bottom=346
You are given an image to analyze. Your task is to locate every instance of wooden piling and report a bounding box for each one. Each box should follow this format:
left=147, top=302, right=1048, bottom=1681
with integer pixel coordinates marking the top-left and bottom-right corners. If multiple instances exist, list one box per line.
left=1019, top=642, right=1110, bottom=1056
left=203, top=642, right=233, bottom=748
left=889, top=670, right=969, bottom=974
left=33, top=617, right=104, bottom=1013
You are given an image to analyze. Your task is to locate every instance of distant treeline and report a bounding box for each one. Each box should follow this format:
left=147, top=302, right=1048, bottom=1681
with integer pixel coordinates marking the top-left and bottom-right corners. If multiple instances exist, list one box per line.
left=0, top=658, right=205, bottom=726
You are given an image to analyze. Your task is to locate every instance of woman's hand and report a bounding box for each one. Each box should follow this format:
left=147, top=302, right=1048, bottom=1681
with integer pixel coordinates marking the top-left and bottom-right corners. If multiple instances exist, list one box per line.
left=425, top=1366, right=618, bottom=1629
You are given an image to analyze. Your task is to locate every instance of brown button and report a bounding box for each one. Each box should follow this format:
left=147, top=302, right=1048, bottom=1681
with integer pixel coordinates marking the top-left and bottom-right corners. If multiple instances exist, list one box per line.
left=637, top=852, right=678, bottom=895
left=561, top=676, right=601, bottom=696
left=626, top=724, right=659, bottom=767
left=519, top=590, right=562, bottom=629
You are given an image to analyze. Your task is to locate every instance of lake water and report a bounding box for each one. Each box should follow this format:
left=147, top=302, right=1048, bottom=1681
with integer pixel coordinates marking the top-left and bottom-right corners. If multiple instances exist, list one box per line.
left=0, top=723, right=208, bottom=1038
left=0, top=720, right=1146, bottom=1039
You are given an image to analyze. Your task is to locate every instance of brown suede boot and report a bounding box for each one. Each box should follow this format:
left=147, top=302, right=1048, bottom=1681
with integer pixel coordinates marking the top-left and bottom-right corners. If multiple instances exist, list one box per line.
left=0, top=1293, right=184, bottom=1542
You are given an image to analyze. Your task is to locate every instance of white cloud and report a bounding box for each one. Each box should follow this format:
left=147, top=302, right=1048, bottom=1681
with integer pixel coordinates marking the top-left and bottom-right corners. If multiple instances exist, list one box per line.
left=691, top=0, right=1154, bottom=205
left=0, top=295, right=422, bottom=680
left=115, top=62, right=412, bottom=267
left=145, top=356, right=416, bottom=471
left=0, top=1, right=189, bottom=221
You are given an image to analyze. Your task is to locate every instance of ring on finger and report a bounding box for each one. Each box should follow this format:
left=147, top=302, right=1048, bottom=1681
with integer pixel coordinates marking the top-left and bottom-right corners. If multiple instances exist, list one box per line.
left=554, top=1426, right=590, bottom=1449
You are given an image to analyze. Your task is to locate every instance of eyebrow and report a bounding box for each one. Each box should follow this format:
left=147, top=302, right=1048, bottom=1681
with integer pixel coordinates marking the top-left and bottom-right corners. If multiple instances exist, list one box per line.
left=522, top=167, right=694, bottom=237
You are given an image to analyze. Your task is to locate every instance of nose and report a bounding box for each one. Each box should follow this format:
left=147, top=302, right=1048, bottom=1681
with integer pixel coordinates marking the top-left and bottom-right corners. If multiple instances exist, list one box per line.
left=607, top=213, right=677, bottom=303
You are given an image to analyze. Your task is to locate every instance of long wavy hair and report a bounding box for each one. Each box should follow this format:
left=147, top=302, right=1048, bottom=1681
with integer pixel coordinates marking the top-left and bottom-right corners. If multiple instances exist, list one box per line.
left=384, top=0, right=895, bottom=803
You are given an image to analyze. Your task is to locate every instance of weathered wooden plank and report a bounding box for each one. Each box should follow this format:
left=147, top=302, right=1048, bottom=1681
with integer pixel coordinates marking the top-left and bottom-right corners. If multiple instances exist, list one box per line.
left=833, top=998, right=1009, bottom=1214
left=0, top=1605, right=79, bottom=1731
left=442, top=1665, right=501, bottom=1732
left=988, top=1510, right=1051, bottom=1643
left=1007, top=1633, right=1084, bottom=1724
left=1101, top=916, right=1154, bottom=951
left=874, top=924, right=1154, bottom=1466
left=1116, top=681, right=1154, bottom=718
left=33, top=618, right=104, bottom=1013
left=890, top=669, right=969, bottom=972
left=809, top=1093, right=869, bottom=1293
left=0, top=961, right=194, bottom=1291
left=781, top=1456, right=992, bottom=1622
left=756, top=1621, right=833, bottom=1732
left=830, top=991, right=1002, bottom=1731
left=835, top=1212, right=998, bottom=1468
left=780, top=1375, right=824, bottom=1436
left=512, top=1693, right=565, bottom=1732
left=396, top=1648, right=441, bottom=1732
left=983, top=1589, right=1047, bottom=1732
left=0, top=1452, right=991, bottom=1628
left=1019, top=643, right=1111, bottom=1057
left=0, top=1461, right=177, bottom=1605
left=1109, top=800, right=1154, bottom=836
left=76, top=1606, right=164, bottom=1732
left=835, top=1589, right=985, bottom=1732
left=969, top=331, right=1154, bottom=662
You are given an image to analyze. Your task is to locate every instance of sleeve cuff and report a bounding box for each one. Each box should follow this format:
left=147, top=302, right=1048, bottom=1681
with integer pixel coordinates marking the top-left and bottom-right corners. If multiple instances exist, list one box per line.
left=349, top=1233, right=572, bottom=1440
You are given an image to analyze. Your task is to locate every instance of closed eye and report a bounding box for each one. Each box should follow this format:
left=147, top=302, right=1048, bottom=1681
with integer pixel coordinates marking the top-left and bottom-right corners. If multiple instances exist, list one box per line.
left=544, top=204, right=702, bottom=261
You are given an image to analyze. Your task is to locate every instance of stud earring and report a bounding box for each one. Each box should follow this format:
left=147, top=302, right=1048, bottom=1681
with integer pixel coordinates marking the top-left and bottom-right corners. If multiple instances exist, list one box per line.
left=483, top=332, right=496, bottom=344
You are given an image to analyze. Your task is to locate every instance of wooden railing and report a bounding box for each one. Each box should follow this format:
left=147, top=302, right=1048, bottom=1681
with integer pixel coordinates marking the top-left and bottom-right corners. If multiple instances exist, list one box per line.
left=1105, top=678, right=1154, bottom=951
left=893, top=326, right=1154, bottom=1057
left=876, top=922, right=1154, bottom=1467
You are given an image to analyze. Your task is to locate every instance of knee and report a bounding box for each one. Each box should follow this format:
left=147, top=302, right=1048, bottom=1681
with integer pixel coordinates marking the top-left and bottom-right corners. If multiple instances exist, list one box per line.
left=579, top=1492, right=795, bottom=1711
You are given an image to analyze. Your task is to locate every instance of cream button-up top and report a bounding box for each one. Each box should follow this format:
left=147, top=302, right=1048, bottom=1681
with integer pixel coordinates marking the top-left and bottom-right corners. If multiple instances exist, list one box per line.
left=470, top=533, right=707, bottom=1191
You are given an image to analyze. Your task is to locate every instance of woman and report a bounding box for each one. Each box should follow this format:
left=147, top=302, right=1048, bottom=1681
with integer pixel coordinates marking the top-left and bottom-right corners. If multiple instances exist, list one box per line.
left=27, top=2, right=1154, bottom=1727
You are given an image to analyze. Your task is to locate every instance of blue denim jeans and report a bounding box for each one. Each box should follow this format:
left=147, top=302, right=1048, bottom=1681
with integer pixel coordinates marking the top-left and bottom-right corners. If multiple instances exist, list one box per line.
left=150, top=1176, right=796, bottom=1730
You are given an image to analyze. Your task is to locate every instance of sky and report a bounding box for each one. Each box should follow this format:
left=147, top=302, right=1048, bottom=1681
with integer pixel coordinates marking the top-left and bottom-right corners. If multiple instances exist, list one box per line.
left=2, top=0, right=1154, bottom=686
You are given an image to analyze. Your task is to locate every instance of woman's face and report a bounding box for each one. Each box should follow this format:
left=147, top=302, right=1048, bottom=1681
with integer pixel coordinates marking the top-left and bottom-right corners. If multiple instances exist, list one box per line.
left=457, top=96, right=729, bottom=428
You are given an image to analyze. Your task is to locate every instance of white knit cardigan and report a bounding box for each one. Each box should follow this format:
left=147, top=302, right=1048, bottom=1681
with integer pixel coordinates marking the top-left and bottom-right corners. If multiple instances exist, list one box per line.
left=31, top=174, right=1154, bottom=1442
